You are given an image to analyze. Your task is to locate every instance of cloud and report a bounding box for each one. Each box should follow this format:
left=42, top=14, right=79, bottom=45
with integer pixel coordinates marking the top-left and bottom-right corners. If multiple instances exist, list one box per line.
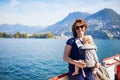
left=10, top=0, right=20, bottom=7
left=0, top=0, right=120, bottom=27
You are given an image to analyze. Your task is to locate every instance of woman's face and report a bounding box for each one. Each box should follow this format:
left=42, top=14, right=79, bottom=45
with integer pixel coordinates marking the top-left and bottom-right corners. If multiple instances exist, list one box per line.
left=75, top=22, right=86, bottom=36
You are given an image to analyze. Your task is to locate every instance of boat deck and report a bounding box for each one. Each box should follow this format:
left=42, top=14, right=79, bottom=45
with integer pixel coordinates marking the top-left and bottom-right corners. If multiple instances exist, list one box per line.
left=49, top=54, right=120, bottom=80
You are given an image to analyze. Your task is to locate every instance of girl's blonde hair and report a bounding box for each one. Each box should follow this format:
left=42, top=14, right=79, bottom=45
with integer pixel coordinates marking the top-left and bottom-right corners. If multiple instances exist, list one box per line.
left=83, top=35, right=94, bottom=44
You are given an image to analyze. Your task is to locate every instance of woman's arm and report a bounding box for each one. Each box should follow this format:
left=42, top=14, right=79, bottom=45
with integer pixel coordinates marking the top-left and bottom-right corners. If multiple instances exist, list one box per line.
left=63, top=44, right=86, bottom=68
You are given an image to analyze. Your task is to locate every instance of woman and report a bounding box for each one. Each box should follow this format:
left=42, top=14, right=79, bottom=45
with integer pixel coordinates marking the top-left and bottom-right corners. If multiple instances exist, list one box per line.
left=63, top=19, right=94, bottom=80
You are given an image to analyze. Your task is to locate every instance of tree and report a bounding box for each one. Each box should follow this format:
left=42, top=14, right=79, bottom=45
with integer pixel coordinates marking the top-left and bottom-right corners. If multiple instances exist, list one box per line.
left=45, top=32, right=55, bottom=38
left=14, top=32, right=20, bottom=38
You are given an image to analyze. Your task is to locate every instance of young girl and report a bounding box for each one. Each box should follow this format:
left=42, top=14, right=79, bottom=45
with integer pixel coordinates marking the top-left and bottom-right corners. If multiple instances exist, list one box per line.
left=72, top=35, right=99, bottom=76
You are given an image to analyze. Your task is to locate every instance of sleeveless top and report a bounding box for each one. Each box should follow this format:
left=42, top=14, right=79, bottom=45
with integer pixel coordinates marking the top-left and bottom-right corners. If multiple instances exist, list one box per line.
left=66, top=37, right=85, bottom=73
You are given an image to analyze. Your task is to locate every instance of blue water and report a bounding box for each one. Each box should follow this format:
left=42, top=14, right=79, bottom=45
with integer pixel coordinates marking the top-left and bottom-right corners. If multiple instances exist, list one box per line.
left=0, top=38, right=120, bottom=80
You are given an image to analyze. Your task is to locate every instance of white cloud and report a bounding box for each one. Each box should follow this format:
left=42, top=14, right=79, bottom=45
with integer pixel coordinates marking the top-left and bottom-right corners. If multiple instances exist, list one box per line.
left=0, top=0, right=119, bottom=27
left=10, top=0, right=20, bottom=7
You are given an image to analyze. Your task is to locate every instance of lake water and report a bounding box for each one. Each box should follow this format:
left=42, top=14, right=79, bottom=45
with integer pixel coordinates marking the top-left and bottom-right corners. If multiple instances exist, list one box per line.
left=0, top=38, right=120, bottom=80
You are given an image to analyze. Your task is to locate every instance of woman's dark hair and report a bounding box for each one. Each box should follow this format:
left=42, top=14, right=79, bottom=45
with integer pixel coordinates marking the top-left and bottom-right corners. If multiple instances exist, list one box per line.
left=72, top=19, right=88, bottom=37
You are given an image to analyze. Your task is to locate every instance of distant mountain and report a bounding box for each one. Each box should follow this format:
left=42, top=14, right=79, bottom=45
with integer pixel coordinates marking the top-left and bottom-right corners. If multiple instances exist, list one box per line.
left=86, top=8, right=120, bottom=39
left=43, top=8, right=120, bottom=39
left=0, top=8, right=120, bottom=39
left=0, top=24, right=43, bottom=34
left=43, top=12, right=90, bottom=36
left=86, top=8, right=120, bottom=21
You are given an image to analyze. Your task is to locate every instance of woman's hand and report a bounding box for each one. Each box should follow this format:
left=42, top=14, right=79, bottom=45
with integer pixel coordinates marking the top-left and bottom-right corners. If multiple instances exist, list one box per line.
left=74, top=60, right=86, bottom=68
left=63, top=44, right=86, bottom=68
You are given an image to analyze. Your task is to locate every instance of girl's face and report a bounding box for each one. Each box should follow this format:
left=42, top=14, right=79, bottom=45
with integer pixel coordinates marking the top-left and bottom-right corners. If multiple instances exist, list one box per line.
left=75, top=22, right=86, bottom=36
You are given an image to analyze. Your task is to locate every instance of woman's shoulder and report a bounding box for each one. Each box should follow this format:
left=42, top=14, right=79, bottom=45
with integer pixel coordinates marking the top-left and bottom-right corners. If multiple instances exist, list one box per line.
left=66, top=37, right=76, bottom=46
left=67, top=37, right=76, bottom=42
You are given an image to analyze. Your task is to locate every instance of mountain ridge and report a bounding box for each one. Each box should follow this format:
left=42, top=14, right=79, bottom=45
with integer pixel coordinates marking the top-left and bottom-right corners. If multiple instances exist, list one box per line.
left=44, top=8, right=120, bottom=39
left=0, top=24, right=43, bottom=34
left=0, top=8, right=120, bottom=39
left=86, top=8, right=120, bottom=21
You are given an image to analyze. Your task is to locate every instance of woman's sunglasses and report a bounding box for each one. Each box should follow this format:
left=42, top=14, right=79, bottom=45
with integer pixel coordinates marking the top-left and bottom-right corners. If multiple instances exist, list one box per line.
left=75, top=25, right=84, bottom=30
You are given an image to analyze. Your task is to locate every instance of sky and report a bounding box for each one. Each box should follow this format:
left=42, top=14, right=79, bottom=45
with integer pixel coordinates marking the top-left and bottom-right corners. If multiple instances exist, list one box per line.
left=0, top=0, right=120, bottom=27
